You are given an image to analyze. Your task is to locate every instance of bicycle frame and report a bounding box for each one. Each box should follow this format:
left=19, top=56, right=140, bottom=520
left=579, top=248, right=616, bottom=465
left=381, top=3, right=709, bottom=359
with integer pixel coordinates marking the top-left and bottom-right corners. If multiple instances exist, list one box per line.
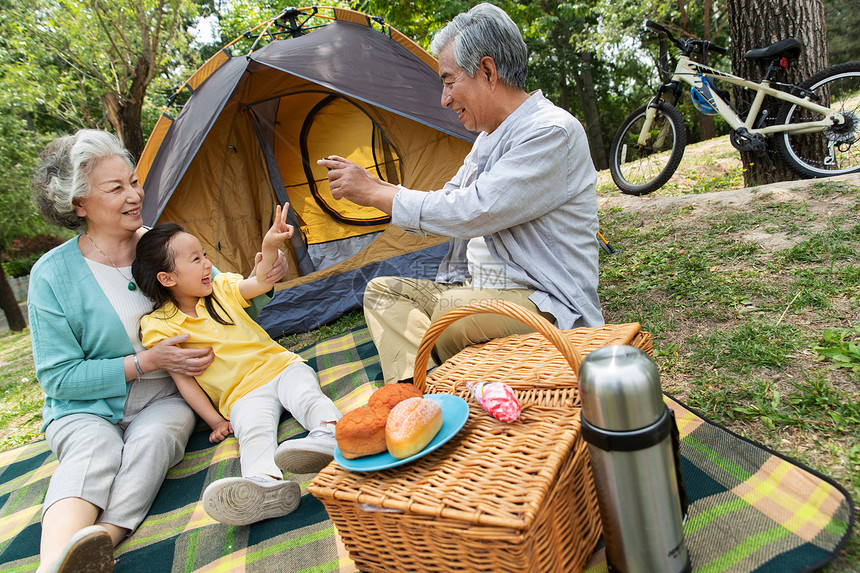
left=638, top=55, right=844, bottom=147
left=610, top=19, right=860, bottom=194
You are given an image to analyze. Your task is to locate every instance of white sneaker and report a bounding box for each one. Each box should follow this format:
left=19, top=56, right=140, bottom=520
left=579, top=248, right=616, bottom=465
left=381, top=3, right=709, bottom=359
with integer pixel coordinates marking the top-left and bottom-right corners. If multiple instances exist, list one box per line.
left=202, top=476, right=300, bottom=526
left=48, top=524, right=114, bottom=573
left=274, top=425, right=336, bottom=475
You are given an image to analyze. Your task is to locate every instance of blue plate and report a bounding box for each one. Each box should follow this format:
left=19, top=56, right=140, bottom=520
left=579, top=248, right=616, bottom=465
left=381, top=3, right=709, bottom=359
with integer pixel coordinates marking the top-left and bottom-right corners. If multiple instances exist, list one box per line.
left=334, top=394, right=469, bottom=472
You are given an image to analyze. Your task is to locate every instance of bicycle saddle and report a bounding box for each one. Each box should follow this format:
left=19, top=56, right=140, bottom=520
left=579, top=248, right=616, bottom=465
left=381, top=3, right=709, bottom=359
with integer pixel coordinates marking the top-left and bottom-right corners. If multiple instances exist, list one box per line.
left=744, top=38, right=802, bottom=61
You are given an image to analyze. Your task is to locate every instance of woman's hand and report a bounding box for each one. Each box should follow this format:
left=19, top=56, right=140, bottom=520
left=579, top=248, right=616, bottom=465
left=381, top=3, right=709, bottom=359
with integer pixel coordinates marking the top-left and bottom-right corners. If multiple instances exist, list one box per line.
left=209, top=420, right=233, bottom=443
left=146, top=334, right=214, bottom=377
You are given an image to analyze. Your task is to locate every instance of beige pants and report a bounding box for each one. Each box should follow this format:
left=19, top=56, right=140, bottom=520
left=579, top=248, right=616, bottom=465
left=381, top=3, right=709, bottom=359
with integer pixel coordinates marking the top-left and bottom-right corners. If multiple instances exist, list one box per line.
left=364, top=277, right=555, bottom=385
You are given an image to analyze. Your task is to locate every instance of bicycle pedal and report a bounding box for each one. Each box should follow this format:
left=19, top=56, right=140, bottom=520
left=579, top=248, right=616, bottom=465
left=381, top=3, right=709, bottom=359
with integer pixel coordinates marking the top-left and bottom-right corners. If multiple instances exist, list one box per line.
left=753, top=147, right=778, bottom=170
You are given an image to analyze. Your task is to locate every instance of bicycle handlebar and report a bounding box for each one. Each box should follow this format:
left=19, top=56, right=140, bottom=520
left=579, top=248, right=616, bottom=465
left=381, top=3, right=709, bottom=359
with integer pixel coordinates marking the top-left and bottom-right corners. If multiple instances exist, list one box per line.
left=645, top=19, right=727, bottom=57
left=645, top=20, right=672, bottom=38
left=703, top=42, right=728, bottom=56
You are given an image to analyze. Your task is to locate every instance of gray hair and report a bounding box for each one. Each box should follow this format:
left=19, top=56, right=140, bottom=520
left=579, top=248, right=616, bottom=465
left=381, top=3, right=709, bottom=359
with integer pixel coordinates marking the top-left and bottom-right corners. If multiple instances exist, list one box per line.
left=32, top=129, right=133, bottom=231
left=430, top=3, right=528, bottom=90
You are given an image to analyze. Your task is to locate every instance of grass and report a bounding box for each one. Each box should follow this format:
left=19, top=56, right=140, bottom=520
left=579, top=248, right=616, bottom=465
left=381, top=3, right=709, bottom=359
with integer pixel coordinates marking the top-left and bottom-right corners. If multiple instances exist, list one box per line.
left=0, top=330, right=43, bottom=450
left=597, top=172, right=859, bottom=571
left=1, top=135, right=857, bottom=569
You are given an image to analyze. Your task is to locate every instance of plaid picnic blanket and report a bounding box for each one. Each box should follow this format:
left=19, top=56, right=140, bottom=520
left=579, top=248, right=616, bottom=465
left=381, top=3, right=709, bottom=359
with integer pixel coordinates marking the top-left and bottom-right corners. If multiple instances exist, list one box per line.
left=0, top=328, right=382, bottom=573
left=0, top=327, right=854, bottom=572
left=585, top=397, right=855, bottom=573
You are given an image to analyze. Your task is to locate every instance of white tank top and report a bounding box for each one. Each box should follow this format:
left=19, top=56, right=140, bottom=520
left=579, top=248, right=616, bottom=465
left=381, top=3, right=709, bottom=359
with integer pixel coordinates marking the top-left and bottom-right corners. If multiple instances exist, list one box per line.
left=466, top=236, right=525, bottom=289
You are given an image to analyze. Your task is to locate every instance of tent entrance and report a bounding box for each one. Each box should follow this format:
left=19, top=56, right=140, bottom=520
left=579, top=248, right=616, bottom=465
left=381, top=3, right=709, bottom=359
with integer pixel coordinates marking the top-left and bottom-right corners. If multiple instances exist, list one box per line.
left=139, top=9, right=479, bottom=335
left=251, top=90, right=410, bottom=270
left=299, top=93, right=400, bottom=227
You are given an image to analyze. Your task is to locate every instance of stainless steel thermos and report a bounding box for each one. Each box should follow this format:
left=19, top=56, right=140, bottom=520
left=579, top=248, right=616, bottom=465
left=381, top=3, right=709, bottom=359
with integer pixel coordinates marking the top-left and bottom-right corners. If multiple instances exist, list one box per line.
left=578, top=345, right=690, bottom=573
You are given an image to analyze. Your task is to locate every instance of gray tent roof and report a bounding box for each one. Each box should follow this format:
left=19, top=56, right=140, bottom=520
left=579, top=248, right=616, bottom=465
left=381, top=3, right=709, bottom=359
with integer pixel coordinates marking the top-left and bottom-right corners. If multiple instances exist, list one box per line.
left=142, top=20, right=475, bottom=225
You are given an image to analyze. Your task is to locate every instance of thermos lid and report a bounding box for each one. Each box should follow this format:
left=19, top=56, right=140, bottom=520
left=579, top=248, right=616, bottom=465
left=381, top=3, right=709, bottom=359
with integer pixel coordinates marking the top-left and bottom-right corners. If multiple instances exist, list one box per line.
left=578, top=345, right=664, bottom=431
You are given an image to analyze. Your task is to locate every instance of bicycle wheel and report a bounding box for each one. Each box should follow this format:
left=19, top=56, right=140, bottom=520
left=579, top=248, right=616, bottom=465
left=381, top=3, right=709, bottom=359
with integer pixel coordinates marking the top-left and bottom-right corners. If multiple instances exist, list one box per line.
left=774, top=61, right=860, bottom=177
left=609, top=101, right=687, bottom=195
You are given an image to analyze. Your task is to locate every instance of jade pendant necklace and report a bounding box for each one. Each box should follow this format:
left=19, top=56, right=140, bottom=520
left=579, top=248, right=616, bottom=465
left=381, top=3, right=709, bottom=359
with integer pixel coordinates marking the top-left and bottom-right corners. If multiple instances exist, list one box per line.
left=84, top=231, right=137, bottom=291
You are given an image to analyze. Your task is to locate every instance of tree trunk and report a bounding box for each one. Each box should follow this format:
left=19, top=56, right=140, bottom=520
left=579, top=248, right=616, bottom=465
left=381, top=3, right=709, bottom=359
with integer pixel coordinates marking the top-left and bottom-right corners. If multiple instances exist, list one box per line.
left=575, top=52, right=608, bottom=170
left=727, top=0, right=829, bottom=186
left=699, top=0, right=717, bottom=141
left=559, top=69, right=570, bottom=111
left=101, top=54, right=150, bottom=162
left=698, top=114, right=717, bottom=141
left=102, top=92, right=146, bottom=162
left=0, top=265, right=27, bottom=332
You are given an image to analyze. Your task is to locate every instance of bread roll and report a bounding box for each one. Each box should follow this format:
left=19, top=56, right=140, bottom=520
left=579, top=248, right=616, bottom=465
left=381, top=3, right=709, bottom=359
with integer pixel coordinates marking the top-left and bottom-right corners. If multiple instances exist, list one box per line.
left=368, top=383, right=423, bottom=411
left=385, top=397, right=443, bottom=459
left=335, top=405, right=389, bottom=459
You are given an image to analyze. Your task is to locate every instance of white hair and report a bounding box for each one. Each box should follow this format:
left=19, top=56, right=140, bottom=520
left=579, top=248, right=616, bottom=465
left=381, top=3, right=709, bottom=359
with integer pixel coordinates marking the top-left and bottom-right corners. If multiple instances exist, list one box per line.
left=430, top=3, right=528, bottom=90
left=32, top=130, right=133, bottom=230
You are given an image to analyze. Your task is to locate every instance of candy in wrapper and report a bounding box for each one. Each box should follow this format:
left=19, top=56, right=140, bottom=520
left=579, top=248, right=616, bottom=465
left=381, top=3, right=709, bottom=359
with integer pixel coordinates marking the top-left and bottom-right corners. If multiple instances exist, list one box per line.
left=468, top=381, right=521, bottom=422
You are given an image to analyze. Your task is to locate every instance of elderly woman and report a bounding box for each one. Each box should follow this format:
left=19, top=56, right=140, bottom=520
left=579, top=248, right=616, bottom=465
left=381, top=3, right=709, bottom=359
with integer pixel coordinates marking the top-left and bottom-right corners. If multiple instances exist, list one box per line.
left=29, top=129, right=286, bottom=573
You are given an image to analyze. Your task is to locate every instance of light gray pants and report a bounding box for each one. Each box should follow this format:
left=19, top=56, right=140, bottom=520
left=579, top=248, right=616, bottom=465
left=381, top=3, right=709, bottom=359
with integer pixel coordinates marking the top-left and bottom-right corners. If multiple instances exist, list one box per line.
left=229, top=362, right=342, bottom=479
left=43, top=376, right=195, bottom=532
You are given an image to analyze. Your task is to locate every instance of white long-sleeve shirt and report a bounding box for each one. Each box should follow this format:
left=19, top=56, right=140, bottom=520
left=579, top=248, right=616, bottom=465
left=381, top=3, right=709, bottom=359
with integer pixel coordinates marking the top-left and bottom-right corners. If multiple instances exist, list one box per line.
left=393, top=90, right=604, bottom=329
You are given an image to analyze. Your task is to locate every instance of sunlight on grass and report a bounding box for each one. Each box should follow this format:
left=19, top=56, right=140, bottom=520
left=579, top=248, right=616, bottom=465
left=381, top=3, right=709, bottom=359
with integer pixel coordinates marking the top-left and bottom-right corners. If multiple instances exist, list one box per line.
left=0, top=329, right=43, bottom=451
left=597, top=134, right=745, bottom=196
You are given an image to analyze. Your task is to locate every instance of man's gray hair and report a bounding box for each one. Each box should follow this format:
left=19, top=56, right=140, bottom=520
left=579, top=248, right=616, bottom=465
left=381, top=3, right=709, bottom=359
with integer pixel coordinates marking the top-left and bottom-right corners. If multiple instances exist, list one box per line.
left=32, top=129, right=133, bottom=231
left=430, top=3, right=528, bottom=90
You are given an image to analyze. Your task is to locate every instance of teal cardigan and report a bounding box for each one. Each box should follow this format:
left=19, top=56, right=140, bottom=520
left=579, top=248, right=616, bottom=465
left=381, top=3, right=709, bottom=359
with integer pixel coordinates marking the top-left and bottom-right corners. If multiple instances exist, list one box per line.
left=29, top=236, right=271, bottom=431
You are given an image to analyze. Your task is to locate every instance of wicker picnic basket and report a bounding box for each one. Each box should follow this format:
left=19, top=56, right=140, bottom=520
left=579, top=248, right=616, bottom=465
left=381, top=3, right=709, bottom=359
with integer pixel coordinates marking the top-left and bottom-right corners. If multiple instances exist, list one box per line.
left=308, top=300, right=653, bottom=572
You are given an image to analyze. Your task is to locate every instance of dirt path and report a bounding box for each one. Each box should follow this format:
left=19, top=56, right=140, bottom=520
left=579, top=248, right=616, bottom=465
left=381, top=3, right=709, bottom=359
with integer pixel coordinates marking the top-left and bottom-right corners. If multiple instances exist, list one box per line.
left=598, top=172, right=860, bottom=252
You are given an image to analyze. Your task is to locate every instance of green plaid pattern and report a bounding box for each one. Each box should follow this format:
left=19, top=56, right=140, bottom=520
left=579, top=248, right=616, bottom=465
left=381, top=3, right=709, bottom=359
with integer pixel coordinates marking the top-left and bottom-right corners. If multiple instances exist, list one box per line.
left=0, top=327, right=853, bottom=572
left=0, top=327, right=382, bottom=573
left=584, top=397, right=854, bottom=573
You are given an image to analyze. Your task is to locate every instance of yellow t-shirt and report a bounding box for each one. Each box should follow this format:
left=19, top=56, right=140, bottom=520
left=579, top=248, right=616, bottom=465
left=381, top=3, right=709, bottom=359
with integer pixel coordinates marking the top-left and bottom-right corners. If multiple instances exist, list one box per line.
left=140, top=273, right=303, bottom=417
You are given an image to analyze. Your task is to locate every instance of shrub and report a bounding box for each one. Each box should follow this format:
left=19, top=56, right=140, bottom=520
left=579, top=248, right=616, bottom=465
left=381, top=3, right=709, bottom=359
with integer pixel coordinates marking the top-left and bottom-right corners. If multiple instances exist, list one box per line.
left=1, top=233, right=64, bottom=277
left=2, top=253, right=43, bottom=277
left=5, top=234, right=63, bottom=259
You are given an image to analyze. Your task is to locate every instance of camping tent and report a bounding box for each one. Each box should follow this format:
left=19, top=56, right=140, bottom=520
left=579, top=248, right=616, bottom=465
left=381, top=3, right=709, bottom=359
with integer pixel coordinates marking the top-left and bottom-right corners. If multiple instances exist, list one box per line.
left=138, top=6, right=475, bottom=336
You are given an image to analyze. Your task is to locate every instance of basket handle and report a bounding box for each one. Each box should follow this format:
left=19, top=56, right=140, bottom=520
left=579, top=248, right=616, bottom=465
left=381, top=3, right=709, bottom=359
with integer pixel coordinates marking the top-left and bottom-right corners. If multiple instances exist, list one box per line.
left=412, top=300, right=584, bottom=392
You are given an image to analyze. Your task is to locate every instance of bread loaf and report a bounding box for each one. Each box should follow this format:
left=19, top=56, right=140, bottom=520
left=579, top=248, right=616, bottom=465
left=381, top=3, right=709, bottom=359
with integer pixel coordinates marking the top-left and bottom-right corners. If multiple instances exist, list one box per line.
left=335, top=405, right=389, bottom=459
left=368, top=383, right=423, bottom=411
left=385, top=397, right=443, bottom=459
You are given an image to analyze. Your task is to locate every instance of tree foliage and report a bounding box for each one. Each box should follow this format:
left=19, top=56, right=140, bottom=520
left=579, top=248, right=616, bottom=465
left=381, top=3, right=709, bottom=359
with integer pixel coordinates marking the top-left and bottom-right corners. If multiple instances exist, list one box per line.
left=0, top=116, right=50, bottom=253
left=824, top=0, right=860, bottom=64
left=0, top=108, right=56, bottom=330
left=1, top=0, right=202, bottom=160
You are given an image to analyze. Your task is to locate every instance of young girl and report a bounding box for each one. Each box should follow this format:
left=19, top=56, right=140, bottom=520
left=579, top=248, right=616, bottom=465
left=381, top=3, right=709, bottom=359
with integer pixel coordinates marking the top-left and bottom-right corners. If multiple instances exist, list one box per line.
left=132, top=205, right=342, bottom=526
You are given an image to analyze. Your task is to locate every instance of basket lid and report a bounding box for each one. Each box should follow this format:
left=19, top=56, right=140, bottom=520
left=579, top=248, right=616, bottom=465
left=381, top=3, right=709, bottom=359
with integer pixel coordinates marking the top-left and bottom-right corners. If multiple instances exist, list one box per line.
left=309, top=403, right=582, bottom=530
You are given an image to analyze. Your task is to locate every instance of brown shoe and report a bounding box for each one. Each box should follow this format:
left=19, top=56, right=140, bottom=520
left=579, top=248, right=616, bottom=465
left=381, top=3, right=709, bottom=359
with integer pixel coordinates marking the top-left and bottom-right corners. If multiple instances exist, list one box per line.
left=48, top=525, right=114, bottom=573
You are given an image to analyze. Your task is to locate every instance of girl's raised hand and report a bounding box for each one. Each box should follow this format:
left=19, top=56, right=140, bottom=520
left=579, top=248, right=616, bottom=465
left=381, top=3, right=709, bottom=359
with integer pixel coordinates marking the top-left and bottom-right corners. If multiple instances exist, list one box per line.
left=263, top=203, right=294, bottom=248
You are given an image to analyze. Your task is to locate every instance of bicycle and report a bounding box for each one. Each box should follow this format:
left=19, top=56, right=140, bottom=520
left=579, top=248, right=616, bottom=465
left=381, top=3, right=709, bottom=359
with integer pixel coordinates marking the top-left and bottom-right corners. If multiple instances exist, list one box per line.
left=608, top=19, right=860, bottom=196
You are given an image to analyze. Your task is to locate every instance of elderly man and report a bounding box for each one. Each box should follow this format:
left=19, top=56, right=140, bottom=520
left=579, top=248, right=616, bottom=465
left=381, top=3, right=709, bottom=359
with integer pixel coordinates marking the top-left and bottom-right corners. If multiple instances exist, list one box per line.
left=319, top=3, right=603, bottom=385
